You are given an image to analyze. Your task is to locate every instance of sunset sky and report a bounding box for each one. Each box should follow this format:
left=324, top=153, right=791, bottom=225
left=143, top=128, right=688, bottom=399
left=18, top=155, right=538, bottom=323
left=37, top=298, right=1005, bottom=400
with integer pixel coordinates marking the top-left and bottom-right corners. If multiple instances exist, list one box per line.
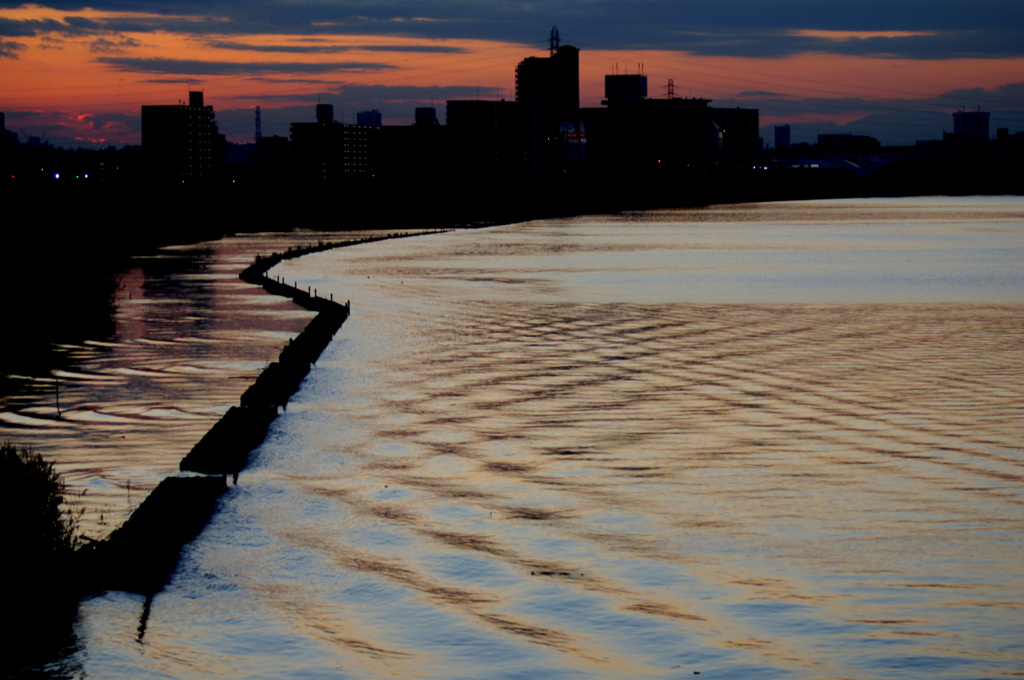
left=2, top=0, right=1023, bottom=148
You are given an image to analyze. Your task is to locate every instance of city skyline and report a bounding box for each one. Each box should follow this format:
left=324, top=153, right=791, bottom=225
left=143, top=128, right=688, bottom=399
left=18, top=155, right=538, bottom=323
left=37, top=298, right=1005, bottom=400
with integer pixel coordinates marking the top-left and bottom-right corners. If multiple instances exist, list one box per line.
left=2, top=1, right=1023, bottom=148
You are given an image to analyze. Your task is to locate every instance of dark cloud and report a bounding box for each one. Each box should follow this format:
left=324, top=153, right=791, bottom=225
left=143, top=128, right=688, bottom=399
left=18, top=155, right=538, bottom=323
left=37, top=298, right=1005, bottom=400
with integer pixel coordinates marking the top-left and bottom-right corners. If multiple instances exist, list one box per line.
left=0, top=37, right=22, bottom=57
left=353, top=44, right=467, bottom=54
left=62, top=15, right=103, bottom=30
left=39, top=35, right=68, bottom=49
left=243, top=76, right=346, bottom=86
left=142, top=77, right=198, bottom=84
left=644, top=27, right=1024, bottom=59
left=938, top=82, right=1024, bottom=107
left=0, top=17, right=67, bottom=36
left=96, top=56, right=398, bottom=76
left=1, top=1, right=1021, bottom=59
left=0, top=13, right=129, bottom=42
left=89, top=35, right=140, bottom=53
left=205, top=40, right=466, bottom=54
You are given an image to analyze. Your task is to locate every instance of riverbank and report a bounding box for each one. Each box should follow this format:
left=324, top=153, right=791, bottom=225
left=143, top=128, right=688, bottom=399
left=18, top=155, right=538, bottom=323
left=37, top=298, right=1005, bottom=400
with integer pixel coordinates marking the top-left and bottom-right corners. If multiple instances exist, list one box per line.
left=75, top=232, right=449, bottom=597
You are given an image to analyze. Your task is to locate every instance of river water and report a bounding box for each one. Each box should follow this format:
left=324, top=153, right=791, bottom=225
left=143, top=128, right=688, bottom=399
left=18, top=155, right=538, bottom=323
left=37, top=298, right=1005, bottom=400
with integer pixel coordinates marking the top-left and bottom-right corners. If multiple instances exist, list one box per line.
left=17, top=197, right=1024, bottom=678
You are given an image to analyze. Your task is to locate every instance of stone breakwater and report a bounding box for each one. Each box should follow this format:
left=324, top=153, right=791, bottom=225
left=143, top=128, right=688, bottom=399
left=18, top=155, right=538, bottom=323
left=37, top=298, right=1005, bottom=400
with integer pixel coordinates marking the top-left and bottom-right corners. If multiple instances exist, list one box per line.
left=77, top=231, right=445, bottom=597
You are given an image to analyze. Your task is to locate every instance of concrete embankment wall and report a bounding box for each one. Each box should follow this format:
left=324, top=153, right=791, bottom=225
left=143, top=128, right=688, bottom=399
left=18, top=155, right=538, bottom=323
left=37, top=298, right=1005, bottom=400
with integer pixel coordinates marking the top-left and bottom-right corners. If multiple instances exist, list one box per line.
left=78, top=231, right=444, bottom=597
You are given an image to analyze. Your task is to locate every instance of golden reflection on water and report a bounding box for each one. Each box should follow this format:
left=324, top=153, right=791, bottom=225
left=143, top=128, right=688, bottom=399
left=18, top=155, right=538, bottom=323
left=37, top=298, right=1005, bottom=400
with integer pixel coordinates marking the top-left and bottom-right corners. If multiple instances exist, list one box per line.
left=67, top=199, right=1024, bottom=679
left=242, top=287, right=1022, bottom=676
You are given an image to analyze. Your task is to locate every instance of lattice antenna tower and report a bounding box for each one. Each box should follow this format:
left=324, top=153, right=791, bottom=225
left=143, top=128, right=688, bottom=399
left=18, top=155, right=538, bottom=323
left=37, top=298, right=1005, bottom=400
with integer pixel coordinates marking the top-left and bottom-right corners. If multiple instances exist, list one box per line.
left=255, top=105, right=262, bottom=142
left=549, top=26, right=560, bottom=55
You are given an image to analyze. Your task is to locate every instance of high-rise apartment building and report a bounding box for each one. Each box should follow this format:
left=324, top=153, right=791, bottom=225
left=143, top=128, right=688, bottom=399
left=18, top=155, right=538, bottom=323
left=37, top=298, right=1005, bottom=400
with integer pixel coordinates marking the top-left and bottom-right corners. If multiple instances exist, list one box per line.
left=515, top=44, right=580, bottom=127
left=290, top=104, right=374, bottom=183
left=445, top=100, right=527, bottom=179
left=141, top=91, right=224, bottom=183
left=515, top=32, right=581, bottom=176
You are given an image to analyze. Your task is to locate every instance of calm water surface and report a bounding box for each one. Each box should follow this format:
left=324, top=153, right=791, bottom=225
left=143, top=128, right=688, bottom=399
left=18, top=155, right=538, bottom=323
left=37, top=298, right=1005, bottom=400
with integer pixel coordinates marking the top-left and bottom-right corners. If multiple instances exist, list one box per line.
left=46, top=198, right=1024, bottom=678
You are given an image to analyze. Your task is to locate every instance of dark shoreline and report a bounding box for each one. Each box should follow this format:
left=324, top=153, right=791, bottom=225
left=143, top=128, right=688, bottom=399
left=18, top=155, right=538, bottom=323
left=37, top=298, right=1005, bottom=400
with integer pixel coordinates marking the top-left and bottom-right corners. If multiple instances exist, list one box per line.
left=5, top=154, right=1021, bottom=374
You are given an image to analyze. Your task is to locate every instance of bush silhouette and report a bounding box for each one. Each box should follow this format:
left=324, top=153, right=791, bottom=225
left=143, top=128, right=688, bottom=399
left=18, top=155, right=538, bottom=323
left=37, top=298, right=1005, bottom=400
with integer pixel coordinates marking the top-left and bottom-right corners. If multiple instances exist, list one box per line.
left=0, top=443, right=80, bottom=669
left=1, top=442, right=79, bottom=561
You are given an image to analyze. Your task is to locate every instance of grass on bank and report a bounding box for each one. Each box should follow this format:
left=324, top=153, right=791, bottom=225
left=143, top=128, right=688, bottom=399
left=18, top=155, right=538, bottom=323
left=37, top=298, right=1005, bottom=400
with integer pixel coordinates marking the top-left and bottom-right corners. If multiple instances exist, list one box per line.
left=0, top=442, right=81, bottom=671
left=1, top=442, right=80, bottom=558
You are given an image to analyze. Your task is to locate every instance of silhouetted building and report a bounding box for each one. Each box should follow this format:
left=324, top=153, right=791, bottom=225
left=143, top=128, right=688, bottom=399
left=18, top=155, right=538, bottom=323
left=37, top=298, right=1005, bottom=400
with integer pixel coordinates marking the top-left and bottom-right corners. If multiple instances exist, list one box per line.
left=371, top=107, right=445, bottom=181
left=604, top=75, right=648, bottom=103
left=0, top=111, right=8, bottom=166
left=515, top=43, right=579, bottom=125
left=446, top=100, right=527, bottom=179
left=290, top=105, right=375, bottom=183
left=357, top=110, right=382, bottom=127
left=515, top=32, right=580, bottom=176
left=953, top=109, right=989, bottom=144
left=415, top=107, right=439, bottom=127
left=374, top=123, right=443, bottom=181
left=316, top=103, right=333, bottom=124
left=141, top=91, right=225, bottom=183
left=2, top=113, right=25, bottom=180
left=254, top=134, right=289, bottom=179
left=581, top=73, right=719, bottom=173
left=774, top=124, right=791, bottom=149
left=711, top=107, right=760, bottom=154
